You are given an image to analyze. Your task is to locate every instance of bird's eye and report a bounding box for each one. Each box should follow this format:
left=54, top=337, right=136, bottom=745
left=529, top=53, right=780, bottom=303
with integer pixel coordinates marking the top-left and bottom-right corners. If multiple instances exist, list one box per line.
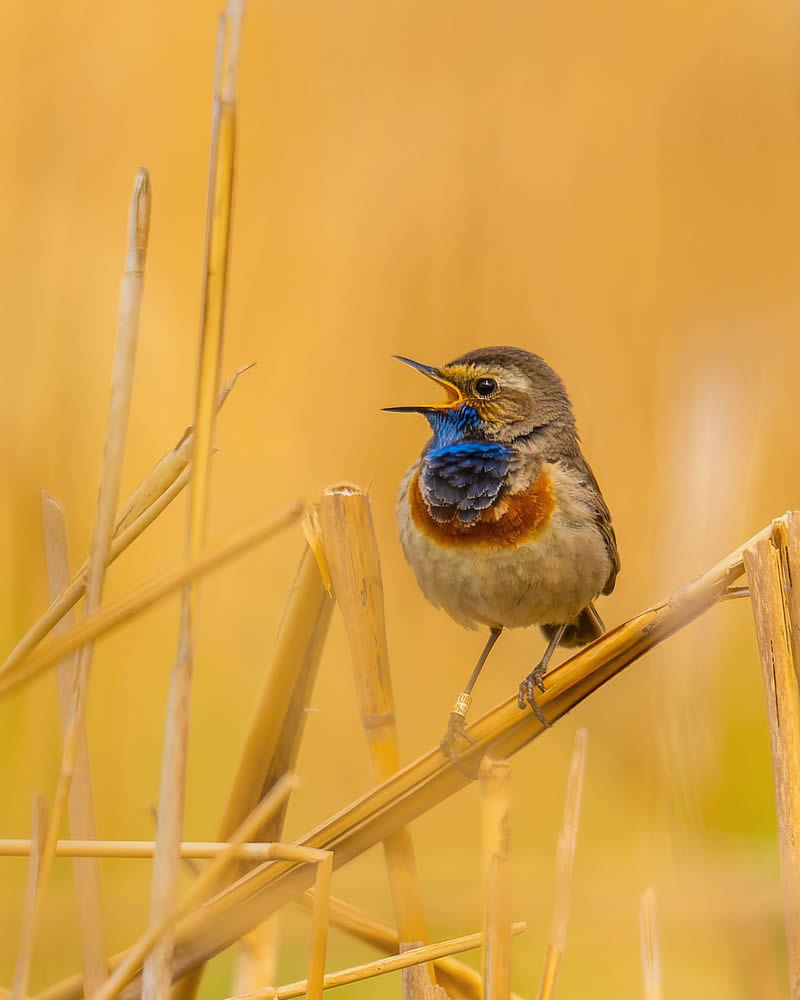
left=474, top=377, right=498, bottom=398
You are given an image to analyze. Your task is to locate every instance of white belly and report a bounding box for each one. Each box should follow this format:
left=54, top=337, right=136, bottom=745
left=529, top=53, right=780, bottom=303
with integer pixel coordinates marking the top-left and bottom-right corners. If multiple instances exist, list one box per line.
left=396, top=462, right=611, bottom=630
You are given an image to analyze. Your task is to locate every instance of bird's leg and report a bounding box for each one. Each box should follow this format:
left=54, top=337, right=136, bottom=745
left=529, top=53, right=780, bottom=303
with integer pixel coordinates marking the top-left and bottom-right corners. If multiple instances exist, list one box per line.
left=441, top=626, right=503, bottom=759
left=517, top=624, right=568, bottom=727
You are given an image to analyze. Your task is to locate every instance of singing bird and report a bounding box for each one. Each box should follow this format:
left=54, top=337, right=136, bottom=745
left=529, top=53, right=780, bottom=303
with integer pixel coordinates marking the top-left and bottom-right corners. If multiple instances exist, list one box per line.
left=386, top=347, right=619, bottom=751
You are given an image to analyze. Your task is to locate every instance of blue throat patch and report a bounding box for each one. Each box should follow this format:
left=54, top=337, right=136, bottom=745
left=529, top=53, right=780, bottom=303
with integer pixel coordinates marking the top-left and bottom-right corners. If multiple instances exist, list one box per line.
left=421, top=406, right=511, bottom=523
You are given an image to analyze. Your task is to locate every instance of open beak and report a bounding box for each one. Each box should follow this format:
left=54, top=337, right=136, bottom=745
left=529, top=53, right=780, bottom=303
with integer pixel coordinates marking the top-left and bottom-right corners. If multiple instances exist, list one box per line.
left=383, top=355, right=463, bottom=414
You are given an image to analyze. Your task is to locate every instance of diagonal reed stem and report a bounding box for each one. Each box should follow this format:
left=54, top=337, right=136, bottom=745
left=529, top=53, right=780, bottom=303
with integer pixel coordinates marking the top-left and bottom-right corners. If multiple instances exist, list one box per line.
left=225, top=924, right=528, bottom=1000
left=0, top=504, right=302, bottom=699
left=96, top=777, right=296, bottom=1000
left=0, top=362, right=252, bottom=680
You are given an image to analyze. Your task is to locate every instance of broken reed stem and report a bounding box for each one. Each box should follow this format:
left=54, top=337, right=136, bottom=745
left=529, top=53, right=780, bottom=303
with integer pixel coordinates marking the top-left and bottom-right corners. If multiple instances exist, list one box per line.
left=743, top=516, right=800, bottom=996
left=318, top=485, right=433, bottom=986
left=41, top=495, right=108, bottom=992
left=171, top=541, right=334, bottom=1000
left=96, top=776, right=296, bottom=1000
left=538, top=728, right=588, bottom=1000
left=639, top=889, right=661, bottom=1000
left=226, top=924, right=528, bottom=1000
left=11, top=797, right=49, bottom=1000
left=18, top=168, right=150, bottom=1000
left=480, top=758, right=512, bottom=1000
left=306, top=851, right=333, bottom=1000
left=0, top=504, right=302, bottom=699
left=35, top=515, right=786, bottom=1000
left=143, top=7, right=244, bottom=991
left=0, top=363, right=252, bottom=679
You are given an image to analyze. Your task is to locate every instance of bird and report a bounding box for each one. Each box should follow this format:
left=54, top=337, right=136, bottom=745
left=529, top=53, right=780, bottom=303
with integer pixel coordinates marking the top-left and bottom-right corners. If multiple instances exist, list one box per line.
left=385, top=346, right=619, bottom=754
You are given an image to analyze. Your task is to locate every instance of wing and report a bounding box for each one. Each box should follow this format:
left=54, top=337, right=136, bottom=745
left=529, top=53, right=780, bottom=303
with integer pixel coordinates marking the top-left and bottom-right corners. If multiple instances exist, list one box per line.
left=420, top=442, right=510, bottom=524
left=569, top=454, right=620, bottom=594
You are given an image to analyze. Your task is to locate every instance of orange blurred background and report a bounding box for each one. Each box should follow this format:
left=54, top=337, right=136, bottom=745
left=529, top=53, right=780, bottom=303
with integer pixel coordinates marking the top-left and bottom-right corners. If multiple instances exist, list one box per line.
left=2, top=1, right=799, bottom=996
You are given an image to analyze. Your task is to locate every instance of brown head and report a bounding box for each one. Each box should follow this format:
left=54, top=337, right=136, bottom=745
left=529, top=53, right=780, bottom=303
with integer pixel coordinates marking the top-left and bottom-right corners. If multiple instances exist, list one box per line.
left=386, top=346, right=579, bottom=451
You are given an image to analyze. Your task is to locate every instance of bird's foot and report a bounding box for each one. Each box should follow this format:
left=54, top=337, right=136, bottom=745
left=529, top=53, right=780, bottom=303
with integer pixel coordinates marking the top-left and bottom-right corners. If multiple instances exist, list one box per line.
left=440, top=712, right=476, bottom=760
left=517, top=662, right=551, bottom=727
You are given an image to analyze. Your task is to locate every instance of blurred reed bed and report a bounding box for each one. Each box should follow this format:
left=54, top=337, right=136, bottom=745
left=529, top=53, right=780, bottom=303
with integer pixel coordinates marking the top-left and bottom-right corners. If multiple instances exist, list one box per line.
left=2, top=2, right=800, bottom=999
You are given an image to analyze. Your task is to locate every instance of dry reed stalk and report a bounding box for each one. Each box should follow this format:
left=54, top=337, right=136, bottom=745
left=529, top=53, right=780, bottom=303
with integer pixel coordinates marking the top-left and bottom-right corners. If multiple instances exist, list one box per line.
left=318, top=485, right=433, bottom=988
left=743, top=517, right=800, bottom=996
left=0, top=363, right=252, bottom=679
left=537, top=728, right=588, bottom=1000
left=234, top=918, right=280, bottom=998
left=11, top=796, right=49, bottom=1000
left=95, top=776, right=295, bottom=1000
left=773, top=512, right=800, bottom=685
left=172, top=540, right=334, bottom=1000
left=41, top=495, right=107, bottom=990
left=639, top=889, right=662, bottom=1000
left=480, top=757, right=512, bottom=1000
left=297, top=892, right=500, bottom=1000
left=143, top=7, right=244, bottom=991
left=0, top=503, right=302, bottom=699
left=225, top=924, right=528, bottom=1000
left=17, top=168, right=150, bottom=999
left=306, top=851, right=333, bottom=1000
left=0, top=841, right=323, bottom=861
left=37, top=515, right=788, bottom=1000
left=219, top=544, right=334, bottom=844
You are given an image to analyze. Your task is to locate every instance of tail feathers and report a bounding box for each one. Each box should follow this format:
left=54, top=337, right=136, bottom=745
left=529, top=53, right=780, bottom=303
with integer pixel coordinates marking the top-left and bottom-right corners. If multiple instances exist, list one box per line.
left=540, top=604, right=605, bottom=649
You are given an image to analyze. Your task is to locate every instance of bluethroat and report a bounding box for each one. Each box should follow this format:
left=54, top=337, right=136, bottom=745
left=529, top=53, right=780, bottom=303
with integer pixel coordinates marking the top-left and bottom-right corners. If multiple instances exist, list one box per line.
left=386, top=346, right=619, bottom=756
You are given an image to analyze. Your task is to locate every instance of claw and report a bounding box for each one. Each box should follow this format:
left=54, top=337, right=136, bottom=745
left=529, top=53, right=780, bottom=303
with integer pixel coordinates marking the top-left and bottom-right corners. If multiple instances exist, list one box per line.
left=517, top=669, right=551, bottom=728
left=440, top=712, right=476, bottom=760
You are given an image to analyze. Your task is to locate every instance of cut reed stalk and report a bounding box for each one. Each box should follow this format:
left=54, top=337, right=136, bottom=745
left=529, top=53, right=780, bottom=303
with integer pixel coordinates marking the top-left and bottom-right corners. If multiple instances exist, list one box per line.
left=172, top=540, right=334, bottom=1000
left=36, top=515, right=787, bottom=1000
left=143, top=5, right=243, bottom=987
left=318, top=485, right=433, bottom=988
left=639, top=889, right=662, bottom=1000
left=537, top=728, right=588, bottom=1000
left=0, top=503, right=302, bottom=699
left=743, top=516, right=800, bottom=996
left=96, top=776, right=296, bottom=1000
left=41, top=494, right=108, bottom=991
left=11, top=796, right=49, bottom=1000
left=19, top=167, right=150, bottom=999
left=481, top=757, right=513, bottom=1000
left=225, top=924, right=528, bottom=1000
left=0, top=362, right=252, bottom=679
